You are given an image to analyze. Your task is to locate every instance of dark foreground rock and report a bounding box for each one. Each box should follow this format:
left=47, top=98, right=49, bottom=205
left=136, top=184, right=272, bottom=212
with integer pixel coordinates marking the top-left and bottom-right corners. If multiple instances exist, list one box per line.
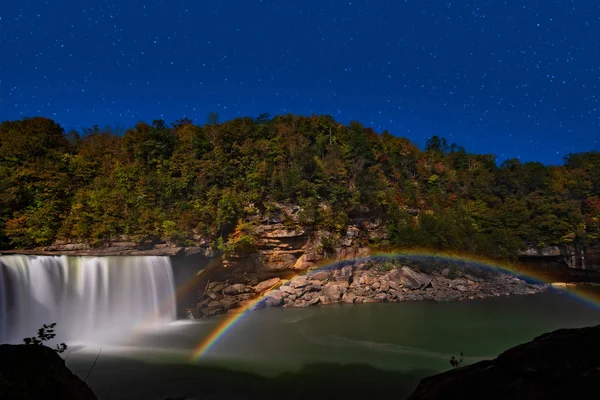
left=408, top=324, right=600, bottom=400
left=0, top=344, right=98, bottom=400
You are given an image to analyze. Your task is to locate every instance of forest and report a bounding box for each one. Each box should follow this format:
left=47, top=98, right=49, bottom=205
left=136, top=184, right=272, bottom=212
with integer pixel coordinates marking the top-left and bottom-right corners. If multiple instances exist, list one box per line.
left=1, top=114, right=599, bottom=260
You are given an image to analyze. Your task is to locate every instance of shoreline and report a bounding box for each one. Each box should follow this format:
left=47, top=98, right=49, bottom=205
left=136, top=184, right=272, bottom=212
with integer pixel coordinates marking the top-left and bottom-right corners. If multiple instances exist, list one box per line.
left=196, top=263, right=549, bottom=318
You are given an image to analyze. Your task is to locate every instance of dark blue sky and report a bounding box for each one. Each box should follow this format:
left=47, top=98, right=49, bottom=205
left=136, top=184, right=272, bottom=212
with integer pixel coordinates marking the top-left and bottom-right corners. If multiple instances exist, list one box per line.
left=1, top=1, right=599, bottom=165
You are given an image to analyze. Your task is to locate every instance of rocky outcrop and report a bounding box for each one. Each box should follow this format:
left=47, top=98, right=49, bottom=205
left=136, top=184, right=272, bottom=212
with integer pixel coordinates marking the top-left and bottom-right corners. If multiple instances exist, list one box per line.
left=408, top=324, right=600, bottom=400
left=0, top=344, right=98, bottom=400
left=196, top=260, right=547, bottom=317
left=0, top=237, right=214, bottom=257
left=519, top=244, right=600, bottom=271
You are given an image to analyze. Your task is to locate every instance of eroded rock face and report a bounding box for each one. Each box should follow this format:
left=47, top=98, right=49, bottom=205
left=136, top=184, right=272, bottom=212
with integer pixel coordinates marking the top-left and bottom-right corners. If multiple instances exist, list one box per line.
left=408, top=324, right=600, bottom=400
left=0, top=344, right=98, bottom=400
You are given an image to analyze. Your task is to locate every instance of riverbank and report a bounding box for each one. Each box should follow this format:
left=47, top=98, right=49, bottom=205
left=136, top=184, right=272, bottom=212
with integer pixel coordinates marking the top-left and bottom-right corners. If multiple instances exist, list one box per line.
left=408, top=324, right=600, bottom=399
left=196, top=260, right=548, bottom=317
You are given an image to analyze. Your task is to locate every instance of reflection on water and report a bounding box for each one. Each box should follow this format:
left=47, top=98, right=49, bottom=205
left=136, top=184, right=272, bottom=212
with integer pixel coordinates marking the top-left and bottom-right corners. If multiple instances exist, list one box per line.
left=64, top=291, right=600, bottom=400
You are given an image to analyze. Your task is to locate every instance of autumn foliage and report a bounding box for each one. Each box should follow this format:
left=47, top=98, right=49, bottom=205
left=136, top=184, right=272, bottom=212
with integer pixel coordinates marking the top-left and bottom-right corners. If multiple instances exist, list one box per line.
left=1, top=115, right=599, bottom=260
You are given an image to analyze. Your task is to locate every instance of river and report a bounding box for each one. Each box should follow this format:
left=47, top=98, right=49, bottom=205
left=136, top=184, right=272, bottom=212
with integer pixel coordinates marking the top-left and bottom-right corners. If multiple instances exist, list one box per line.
left=64, top=290, right=600, bottom=400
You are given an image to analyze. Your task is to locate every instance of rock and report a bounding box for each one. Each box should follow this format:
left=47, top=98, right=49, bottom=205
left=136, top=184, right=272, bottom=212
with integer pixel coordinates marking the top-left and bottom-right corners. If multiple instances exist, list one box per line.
left=280, top=285, right=295, bottom=295
left=223, top=283, right=248, bottom=295
left=265, top=290, right=283, bottom=306
left=207, top=300, right=222, bottom=308
left=219, top=297, right=239, bottom=309
left=293, top=254, right=313, bottom=270
left=290, top=276, right=310, bottom=288
left=373, top=293, right=388, bottom=301
left=200, top=305, right=224, bottom=317
left=307, top=282, right=322, bottom=292
left=390, top=267, right=432, bottom=290
left=380, top=281, right=390, bottom=292
left=0, top=344, right=98, bottom=400
left=308, top=270, right=332, bottom=281
left=333, top=266, right=353, bottom=282
left=408, top=324, right=600, bottom=400
left=307, top=297, right=320, bottom=306
left=207, top=292, right=219, bottom=300
left=321, top=284, right=345, bottom=304
left=342, top=293, right=357, bottom=303
left=208, top=282, right=225, bottom=292
left=261, top=252, right=299, bottom=271
left=441, top=268, right=450, bottom=277
left=456, top=285, right=468, bottom=292
left=253, top=278, right=281, bottom=293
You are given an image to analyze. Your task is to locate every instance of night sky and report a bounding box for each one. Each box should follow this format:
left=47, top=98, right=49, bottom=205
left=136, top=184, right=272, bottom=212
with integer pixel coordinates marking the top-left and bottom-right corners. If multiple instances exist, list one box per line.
left=1, top=1, right=599, bottom=165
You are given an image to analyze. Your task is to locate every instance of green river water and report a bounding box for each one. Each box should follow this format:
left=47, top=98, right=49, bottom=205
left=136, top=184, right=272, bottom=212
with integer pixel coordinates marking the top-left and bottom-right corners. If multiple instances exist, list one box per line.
left=64, top=290, right=600, bottom=399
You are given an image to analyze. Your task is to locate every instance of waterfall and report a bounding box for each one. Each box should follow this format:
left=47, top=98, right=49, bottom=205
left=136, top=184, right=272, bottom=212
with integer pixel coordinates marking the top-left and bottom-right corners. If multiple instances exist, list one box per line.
left=0, top=255, right=176, bottom=344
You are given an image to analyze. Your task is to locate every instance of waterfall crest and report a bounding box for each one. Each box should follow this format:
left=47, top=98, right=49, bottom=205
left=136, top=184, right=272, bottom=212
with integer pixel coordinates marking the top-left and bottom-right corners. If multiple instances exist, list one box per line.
left=0, top=255, right=176, bottom=344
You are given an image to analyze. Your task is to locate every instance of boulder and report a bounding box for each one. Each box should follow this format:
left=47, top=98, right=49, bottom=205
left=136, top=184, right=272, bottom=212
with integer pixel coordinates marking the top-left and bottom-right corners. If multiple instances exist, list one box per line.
left=290, top=276, right=310, bottom=288
left=280, top=285, right=296, bottom=295
left=265, top=290, right=283, bottom=307
left=342, top=293, right=358, bottom=303
left=253, top=278, right=281, bottom=293
left=308, top=270, right=332, bottom=281
left=219, top=297, right=239, bottom=309
left=200, top=305, right=224, bottom=317
left=373, top=292, right=388, bottom=301
left=322, top=284, right=345, bottom=304
left=223, top=283, right=248, bottom=295
left=390, top=267, right=432, bottom=290
left=293, top=254, right=313, bottom=270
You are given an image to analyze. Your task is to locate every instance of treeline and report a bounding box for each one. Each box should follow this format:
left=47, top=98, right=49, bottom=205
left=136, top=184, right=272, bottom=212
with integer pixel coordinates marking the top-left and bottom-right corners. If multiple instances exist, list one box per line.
left=1, top=115, right=599, bottom=259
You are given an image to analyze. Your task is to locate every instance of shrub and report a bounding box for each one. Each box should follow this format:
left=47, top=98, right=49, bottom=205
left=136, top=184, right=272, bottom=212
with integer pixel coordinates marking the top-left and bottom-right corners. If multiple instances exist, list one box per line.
left=23, top=323, right=68, bottom=354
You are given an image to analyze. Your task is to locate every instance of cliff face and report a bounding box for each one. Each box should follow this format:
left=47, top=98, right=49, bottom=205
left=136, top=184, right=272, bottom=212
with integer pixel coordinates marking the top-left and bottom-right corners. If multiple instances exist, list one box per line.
left=408, top=324, right=600, bottom=400
left=518, top=244, right=600, bottom=272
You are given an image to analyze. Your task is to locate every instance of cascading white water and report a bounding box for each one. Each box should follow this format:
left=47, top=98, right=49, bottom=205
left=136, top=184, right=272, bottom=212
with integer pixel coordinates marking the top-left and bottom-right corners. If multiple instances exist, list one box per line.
left=0, top=255, right=176, bottom=344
